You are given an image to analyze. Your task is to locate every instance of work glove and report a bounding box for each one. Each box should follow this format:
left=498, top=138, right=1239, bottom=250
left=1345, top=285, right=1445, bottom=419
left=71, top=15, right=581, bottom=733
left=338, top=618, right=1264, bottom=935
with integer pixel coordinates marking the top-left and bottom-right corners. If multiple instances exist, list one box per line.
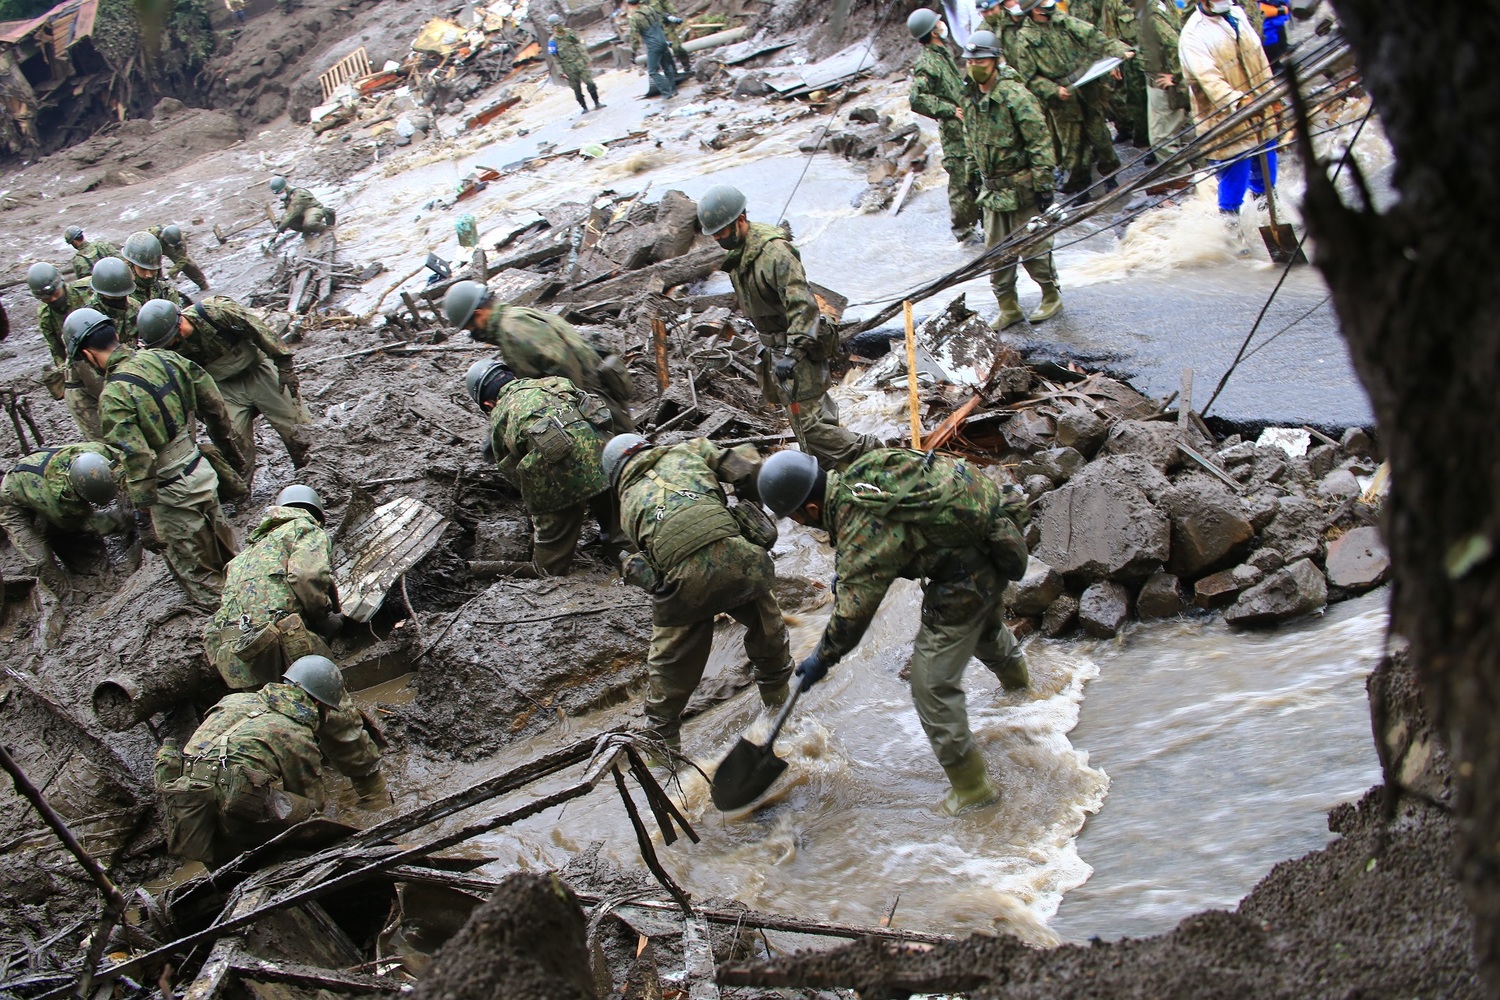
left=1035, top=189, right=1054, bottom=213
left=133, top=509, right=164, bottom=553
left=666, top=14, right=683, bottom=22
left=316, top=611, right=346, bottom=640
left=794, top=650, right=829, bottom=691
left=618, top=551, right=657, bottom=591
left=214, top=436, right=251, bottom=478
left=274, top=357, right=300, bottom=398
left=351, top=770, right=391, bottom=809
left=773, top=353, right=798, bottom=381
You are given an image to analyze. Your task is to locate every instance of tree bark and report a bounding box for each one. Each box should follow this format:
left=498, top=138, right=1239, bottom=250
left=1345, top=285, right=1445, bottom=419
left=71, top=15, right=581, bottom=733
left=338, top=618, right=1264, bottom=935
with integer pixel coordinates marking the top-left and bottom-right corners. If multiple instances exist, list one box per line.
left=1311, top=2, right=1500, bottom=990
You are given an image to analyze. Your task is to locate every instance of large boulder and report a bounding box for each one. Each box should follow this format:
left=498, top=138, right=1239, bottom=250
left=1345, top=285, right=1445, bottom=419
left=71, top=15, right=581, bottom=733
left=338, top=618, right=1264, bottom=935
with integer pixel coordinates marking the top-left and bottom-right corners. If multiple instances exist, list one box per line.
left=1055, top=404, right=1107, bottom=457
left=1137, top=572, right=1186, bottom=619
left=1324, top=525, right=1390, bottom=590
left=1006, top=557, right=1065, bottom=616
left=1259, top=496, right=1325, bottom=562
left=1224, top=558, right=1329, bottom=626
left=1041, top=593, right=1080, bottom=637
left=1033, top=456, right=1171, bottom=582
left=1099, top=419, right=1183, bottom=472
left=1159, top=476, right=1256, bottom=577
left=1079, top=582, right=1130, bottom=638
left=1017, top=447, right=1086, bottom=486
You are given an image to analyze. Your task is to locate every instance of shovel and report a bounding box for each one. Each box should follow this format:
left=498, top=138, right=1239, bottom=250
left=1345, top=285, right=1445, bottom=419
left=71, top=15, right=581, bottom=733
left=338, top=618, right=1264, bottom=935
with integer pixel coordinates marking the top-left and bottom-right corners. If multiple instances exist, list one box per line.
left=1257, top=149, right=1306, bottom=265
left=710, top=680, right=806, bottom=811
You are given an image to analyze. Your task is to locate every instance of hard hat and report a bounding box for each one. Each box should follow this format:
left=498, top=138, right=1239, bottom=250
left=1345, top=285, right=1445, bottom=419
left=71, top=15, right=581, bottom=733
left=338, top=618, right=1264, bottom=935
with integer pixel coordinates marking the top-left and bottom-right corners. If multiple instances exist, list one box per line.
left=547, top=12, right=563, bottom=24
left=136, top=299, right=183, bottom=349
left=68, top=451, right=117, bottom=506
left=601, top=433, right=651, bottom=487
left=270, top=176, right=288, bottom=194
left=27, top=262, right=64, bottom=300
left=64, top=226, right=85, bottom=243
left=275, top=483, right=325, bottom=523
left=463, top=358, right=516, bottom=407
left=756, top=450, right=822, bottom=517
left=964, top=29, right=1003, bottom=58
left=161, top=224, right=183, bottom=247
left=1021, top=0, right=1056, bottom=13
left=121, top=231, right=163, bottom=270
left=907, top=8, right=939, bottom=38
left=284, top=654, right=345, bottom=707
left=696, top=184, right=747, bottom=236
left=90, top=257, right=135, bottom=298
left=977, top=0, right=1001, bottom=8
left=62, top=308, right=115, bottom=361
left=443, top=279, right=491, bottom=329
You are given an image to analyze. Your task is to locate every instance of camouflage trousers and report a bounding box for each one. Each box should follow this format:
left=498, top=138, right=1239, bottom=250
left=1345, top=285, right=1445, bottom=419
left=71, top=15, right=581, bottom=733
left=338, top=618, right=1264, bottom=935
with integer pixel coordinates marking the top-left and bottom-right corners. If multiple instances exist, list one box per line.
left=941, top=139, right=981, bottom=239
left=644, top=588, right=792, bottom=742
left=1049, top=90, right=1121, bottom=191
left=910, top=567, right=1027, bottom=768
left=1108, top=60, right=1150, bottom=147
left=0, top=499, right=130, bottom=594
left=220, top=357, right=312, bottom=478
left=983, top=204, right=1058, bottom=300
left=64, top=386, right=103, bottom=442
left=287, top=207, right=328, bottom=233
left=152, top=453, right=238, bottom=607
left=758, top=357, right=880, bottom=471
left=204, top=613, right=333, bottom=691
left=528, top=492, right=616, bottom=576
left=167, top=256, right=209, bottom=291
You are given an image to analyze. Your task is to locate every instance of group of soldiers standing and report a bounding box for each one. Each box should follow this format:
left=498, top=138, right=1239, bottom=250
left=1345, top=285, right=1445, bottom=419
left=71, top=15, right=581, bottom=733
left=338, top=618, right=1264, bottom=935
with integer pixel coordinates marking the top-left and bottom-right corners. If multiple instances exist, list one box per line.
left=543, top=0, right=691, bottom=112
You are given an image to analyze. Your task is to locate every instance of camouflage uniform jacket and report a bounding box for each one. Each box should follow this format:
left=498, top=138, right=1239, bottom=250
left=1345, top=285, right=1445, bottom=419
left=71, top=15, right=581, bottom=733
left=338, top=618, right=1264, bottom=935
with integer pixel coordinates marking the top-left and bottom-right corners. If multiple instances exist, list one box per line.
left=1097, top=0, right=1142, bottom=43
left=173, top=297, right=291, bottom=383
left=962, top=69, right=1056, bottom=209
left=814, top=449, right=1031, bottom=662
left=649, top=0, right=685, bottom=44
left=133, top=273, right=186, bottom=307
left=1140, top=0, right=1185, bottom=77
left=553, top=27, right=592, bottom=78
left=86, top=290, right=141, bottom=334
left=617, top=439, right=767, bottom=625
left=148, top=226, right=193, bottom=268
left=473, top=303, right=606, bottom=392
left=1014, top=13, right=1130, bottom=113
left=487, top=376, right=609, bottom=514
left=183, top=683, right=380, bottom=810
left=1067, top=0, right=1099, bottom=22
left=70, top=240, right=119, bottom=280
left=999, top=18, right=1029, bottom=66
left=98, top=347, right=237, bottom=506
left=0, top=442, right=120, bottom=531
left=626, top=4, right=666, bottom=52
left=278, top=188, right=324, bottom=230
left=38, top=281, right=93, bottom=366
left=210, top=506, right=335, bottom=634
left=910, top=41, right=969, bottom=152
left=722, top=222, right=829, bottom=362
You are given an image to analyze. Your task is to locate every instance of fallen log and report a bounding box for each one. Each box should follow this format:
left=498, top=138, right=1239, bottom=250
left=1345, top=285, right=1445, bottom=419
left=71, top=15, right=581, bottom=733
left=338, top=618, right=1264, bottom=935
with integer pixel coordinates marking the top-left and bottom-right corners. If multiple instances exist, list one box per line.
left=568, top=244, right=727, bottom=304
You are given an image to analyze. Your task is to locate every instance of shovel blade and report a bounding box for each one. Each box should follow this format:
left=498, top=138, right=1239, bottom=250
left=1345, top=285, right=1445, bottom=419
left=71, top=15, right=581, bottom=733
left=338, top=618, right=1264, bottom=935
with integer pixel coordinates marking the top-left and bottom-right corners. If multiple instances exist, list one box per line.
left=710, top=736, right=788, bottom=811
left=1259, top=223, right=1307, bottom=265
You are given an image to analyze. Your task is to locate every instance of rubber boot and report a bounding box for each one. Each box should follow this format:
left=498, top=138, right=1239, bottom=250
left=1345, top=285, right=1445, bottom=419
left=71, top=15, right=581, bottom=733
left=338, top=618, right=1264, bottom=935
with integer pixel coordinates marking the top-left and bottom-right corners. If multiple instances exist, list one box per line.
left=1028, top=284, right=1063, bottom=324
left=941, top=748, right=999, bottom=816
left=992, top=649, right=1030, bottom=691
left=760, top=681, right=790, bottom=709
left=589, top=84, right=605, bottom=109
left=991, top=292, right=1025, bottom=331
left=576, top=93, right=589, bottom=113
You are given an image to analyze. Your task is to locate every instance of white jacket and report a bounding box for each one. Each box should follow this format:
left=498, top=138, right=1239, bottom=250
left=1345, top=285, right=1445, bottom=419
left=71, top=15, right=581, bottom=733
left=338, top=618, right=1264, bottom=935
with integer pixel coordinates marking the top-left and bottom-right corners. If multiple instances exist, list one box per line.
left=1178, top=4, right=1273, bottom=159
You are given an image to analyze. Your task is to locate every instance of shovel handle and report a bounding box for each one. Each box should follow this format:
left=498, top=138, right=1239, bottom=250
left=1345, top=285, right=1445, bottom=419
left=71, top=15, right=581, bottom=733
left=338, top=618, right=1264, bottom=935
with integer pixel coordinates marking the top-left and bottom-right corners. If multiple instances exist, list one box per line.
left=1257, top=148, right=1281, bottom=227
left=765, top=678, right=805, bottom=748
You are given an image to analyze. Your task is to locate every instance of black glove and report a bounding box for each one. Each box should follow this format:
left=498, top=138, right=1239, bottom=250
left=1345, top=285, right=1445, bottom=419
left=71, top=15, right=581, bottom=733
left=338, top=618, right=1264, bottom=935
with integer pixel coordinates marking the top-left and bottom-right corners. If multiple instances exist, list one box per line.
left=316, top=612, right=346, bottom=639
left=133, top=509, right=164, bottom=553
left=1036, top=190, right=1054, bottom=213
left=773, top=354, right=797, bottom=381
left=794, top=650, right=829, bottom=691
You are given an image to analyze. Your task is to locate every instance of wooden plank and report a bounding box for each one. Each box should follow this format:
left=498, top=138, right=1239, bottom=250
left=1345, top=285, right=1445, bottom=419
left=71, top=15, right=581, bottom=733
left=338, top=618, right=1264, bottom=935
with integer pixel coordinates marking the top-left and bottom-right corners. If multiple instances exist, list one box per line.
left=653, top=318, right=670, bottom=391
left=888, top=170, right=917, bottom=217
left=230, top=956, right=411, bottom=995
left=903, top=301, right=921, bottom=448
left=1178, top=367, right=1193, bottom=436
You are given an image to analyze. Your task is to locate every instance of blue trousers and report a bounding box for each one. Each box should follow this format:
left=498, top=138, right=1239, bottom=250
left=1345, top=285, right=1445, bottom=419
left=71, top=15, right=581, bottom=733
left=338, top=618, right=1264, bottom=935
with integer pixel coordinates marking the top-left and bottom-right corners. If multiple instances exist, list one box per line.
left=1211, top=144, right=1277, bottom=213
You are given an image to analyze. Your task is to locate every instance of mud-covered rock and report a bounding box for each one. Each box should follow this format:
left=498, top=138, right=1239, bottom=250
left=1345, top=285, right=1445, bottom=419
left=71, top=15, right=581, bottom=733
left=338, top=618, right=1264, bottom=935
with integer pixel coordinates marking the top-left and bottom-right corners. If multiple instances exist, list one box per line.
left=1017, top=447, right=1086, bottom=485
left=1023, top=474, right=1052, bottom=499
left=1137, top=572, right=1185, bottom=619
left=1041, top=593, right=1080, bottom=637
left=1247, top=547, right=1285, bottom=573
left=1317, top=468, right=1361, bottom=501
left=1054, top=404, right=1107, bottom=457
left=1259, top=496, right=1325, bottom=562
left=1325, top=526, right=1390, bottom=591
left=1340, top=426, right=1377, bottom=460
left=1306, top=444, right=1338, bottom=479
left=1193, top=567, right=1246, bottom=608
left=1160, top=477, right=1255, bottom=577
left=1100, top=419, right=1183, bottom=472
left=1224, top=558, right=1328, bottom=626
left=1368, top=642, right=1450, bottom=806
left=1006, top=557, right=1064, bottom=616
left=1079, top=581, right=1130, bottom=638
left=1032, top=457, right=1170, bottom=582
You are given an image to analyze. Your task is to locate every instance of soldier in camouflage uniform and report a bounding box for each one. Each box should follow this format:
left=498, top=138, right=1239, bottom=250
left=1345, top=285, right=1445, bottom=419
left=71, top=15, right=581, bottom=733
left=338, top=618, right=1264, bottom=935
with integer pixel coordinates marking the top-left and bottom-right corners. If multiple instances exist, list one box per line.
left=122, top=231, right=187, bottom=308
left=136, top=297, right=312, bottom=478
left=0, top=443, right=131, bottom=595
left=466, top=361, right=614, bottom=578
left=72, top=309, right=248, bottom=606
left=961, top=30, right=1062, bottom=329
left=760, top=448, right=1032, bottom=815
left=547, top=14, right=604, bottom=112
left=649, top=0, right=692, bottom=72
left=699, top=185, right=880, bottom=471
left=1098, top=0, right=1151, bottom=148
left=65, top=226, right=119, bottom=280
left=445, top=280, right=634, bottom=432
left=625, top=0, right=678, bottom=99
left=29, top=263, right=103, bottom=441
left=1013, top=0, right=1134, bottom=195
left=154, top=657, right=385, bottom=867
left=271, top=178, right=334, bottom=235
left=907, top=9, right=981, bottom=242
left=149, top=224, right=210, bottom=291
left=605, top=434, right=792, bottom=754
left=203, top=486, right=342, bottom=691
left=88, top=257, right=142, bottom=334
left=1140, top=0, right=1191, bottom=156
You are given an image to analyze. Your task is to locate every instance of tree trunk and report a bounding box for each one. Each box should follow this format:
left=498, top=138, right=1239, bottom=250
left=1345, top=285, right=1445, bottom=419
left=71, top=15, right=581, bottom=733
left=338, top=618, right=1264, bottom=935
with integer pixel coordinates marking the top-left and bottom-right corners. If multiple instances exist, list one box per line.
left=1310, top=3, right=1500, bottom=991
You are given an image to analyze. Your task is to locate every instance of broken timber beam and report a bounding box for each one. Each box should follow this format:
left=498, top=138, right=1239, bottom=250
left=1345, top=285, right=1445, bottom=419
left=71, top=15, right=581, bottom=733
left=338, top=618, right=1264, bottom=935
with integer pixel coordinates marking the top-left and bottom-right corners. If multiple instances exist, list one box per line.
left=569, top=244, right=727, bottom=303
left=228, top=956, right=412, bottom=995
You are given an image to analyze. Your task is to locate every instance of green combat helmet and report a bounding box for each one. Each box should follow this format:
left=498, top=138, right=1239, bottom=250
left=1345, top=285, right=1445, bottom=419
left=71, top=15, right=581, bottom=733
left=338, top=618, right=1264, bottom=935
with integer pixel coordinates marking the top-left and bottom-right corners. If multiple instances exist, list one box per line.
left=122, top=231, right=163, bottom=270
left=69, top=451, right=118, bottom=506
left=136, top=299, right=183, bottom=348
left=270, top=176, right=288, bottom=194
left=964, top=29, right=1002, bottom=57
left=64, top=225, right=85, bottom=244
left=443, top=280, right=490, bottom=330
left=27, top=262, right=65, bottom=300
left=907, top=8, right=939, bottom=38
left=275, top=484, right=325, bottom=523
left=602, top=433, right=650, bottom=487
left=161, top=225, right=183, bottom=247
left=62, top=308, right=114, bottom=361
left=757, top=449, right=821, bottom=516
left=547, top=12, right=562, bottom=24
left=696, top=184, right=747, bottom=235
left=91, top=257, right=135, bottom=298
left=284, top=654, right=345, bottom=707
left=463, top=358, right=515, bottom=408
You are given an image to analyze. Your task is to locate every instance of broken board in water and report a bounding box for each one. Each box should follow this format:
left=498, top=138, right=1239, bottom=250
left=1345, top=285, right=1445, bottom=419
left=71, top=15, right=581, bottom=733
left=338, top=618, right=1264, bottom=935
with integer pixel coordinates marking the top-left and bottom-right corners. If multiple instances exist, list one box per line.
left=333, top=496, right=447, bottom=622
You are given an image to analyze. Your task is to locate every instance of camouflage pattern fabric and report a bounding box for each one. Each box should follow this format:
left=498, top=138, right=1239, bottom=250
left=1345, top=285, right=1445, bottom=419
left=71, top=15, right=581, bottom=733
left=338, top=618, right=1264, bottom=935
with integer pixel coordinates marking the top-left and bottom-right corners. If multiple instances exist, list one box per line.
left=648, top=0, right=691, bottom=67
left=626, top=4, right=677, bottom=97
left=86, top=290, right=141, bottom=338
left=553, top=26, right=593, bottom=83
left=910, top=39, right=980, bottom=236
left=1013, top=13, right=1130, bottom=179
left=278, top=188, right=329, bottom=233
left=70, top=239, right=119, bottom=280
left=1099, top=0, right=1150, bottom=144
left=0, top=443, right=129, bottom=585
left=38, top=281, right=105, bottom=440
left=37, top=281, right=91, bottom=366
left=149, top=225, right=209, bottom=289
left=473, top=302, right=632, bottom=431
left=132, top=272, right=186, bottom=307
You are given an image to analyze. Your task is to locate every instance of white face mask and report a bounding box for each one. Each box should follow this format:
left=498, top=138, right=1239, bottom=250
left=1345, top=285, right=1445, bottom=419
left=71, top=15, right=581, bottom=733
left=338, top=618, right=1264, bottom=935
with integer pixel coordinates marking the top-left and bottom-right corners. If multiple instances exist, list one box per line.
left=935, top=20, right=948, bottom=37
left=1207, top=0, right=1233, bottom=12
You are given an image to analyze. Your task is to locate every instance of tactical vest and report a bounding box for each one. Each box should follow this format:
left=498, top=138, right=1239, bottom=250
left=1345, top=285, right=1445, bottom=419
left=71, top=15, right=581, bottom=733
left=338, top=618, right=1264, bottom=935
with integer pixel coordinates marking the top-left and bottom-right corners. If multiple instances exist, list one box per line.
left=638, top=468, right=742, bottom=572
left=9, top=448, right=61, bottom=479
left=108, top=360, right=201, bottom=481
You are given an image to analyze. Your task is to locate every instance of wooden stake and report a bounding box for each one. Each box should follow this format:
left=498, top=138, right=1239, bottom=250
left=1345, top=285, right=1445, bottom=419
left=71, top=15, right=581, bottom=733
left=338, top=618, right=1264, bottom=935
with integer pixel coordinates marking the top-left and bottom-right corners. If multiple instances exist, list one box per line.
left=652, top=317, right=670, bottom=391
left=903, top=301, right=922, bottom=449
left=1178, top=367, right=1194, bottom=436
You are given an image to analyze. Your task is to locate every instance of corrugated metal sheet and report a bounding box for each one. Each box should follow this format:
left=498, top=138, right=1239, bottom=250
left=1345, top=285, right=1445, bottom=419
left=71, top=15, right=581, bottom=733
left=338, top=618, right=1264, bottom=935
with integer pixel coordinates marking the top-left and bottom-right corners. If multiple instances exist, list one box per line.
left=0, top=12, right=53, bottom=46
left=0, top=0, right=94, bottom=51
left=332, top=496, right=448, bottom=622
